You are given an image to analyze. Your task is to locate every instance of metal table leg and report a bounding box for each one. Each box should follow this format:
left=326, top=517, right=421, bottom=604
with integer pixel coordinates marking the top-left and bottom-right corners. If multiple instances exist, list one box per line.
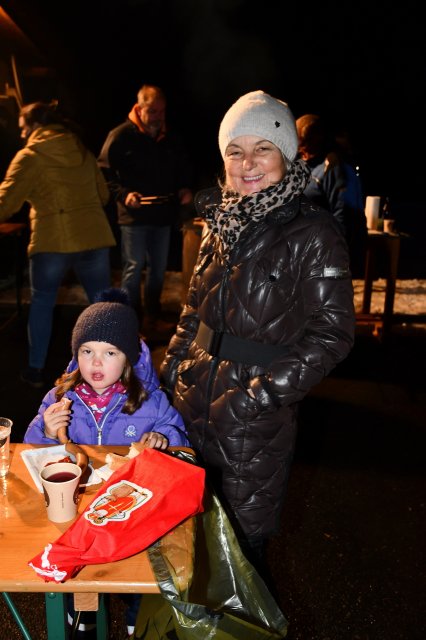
left=45, top=592, right=68, bottom=639
left=2, top=592, right=33, bottom=640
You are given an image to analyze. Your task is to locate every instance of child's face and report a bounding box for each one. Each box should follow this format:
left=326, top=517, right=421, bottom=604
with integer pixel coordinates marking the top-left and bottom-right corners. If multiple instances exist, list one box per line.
left=77, top=341, right=126, bottom=394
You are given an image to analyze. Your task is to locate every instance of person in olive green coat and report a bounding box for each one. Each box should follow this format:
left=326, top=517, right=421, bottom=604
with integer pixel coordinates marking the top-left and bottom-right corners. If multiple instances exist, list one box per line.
left=0, top=102, right=116, bottom=387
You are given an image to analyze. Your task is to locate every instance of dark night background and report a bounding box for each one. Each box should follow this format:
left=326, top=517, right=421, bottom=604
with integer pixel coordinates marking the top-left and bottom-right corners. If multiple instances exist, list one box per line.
left=1, top=0, right=425, bottom=258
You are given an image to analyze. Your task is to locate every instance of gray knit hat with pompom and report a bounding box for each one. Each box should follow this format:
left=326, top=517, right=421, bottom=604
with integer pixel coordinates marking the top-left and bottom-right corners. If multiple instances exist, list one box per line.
left=71, top=289, right=140, bottom=365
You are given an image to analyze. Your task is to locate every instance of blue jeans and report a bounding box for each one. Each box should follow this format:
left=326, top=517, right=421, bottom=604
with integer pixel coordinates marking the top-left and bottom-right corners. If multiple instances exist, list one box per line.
left=120, top=225, right=171, bottom=317
left=28, top=249, right=111, bottom=369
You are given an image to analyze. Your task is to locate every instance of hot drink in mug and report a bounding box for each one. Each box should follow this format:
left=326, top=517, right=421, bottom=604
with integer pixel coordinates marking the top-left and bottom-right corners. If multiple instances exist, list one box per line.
left=39, top=462, right=82, bottom=522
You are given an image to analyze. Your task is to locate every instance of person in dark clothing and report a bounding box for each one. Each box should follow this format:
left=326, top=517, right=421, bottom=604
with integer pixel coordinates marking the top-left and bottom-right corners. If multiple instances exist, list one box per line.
left=98, top=84, right=193, bottom=333
left=160, top=90, right=355, bottom=585
left=296, top=113, right=368, bottom=278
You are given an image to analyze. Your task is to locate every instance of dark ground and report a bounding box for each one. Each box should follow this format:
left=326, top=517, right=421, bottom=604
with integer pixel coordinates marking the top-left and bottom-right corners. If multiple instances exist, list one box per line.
left=0, top=295, right=425, bottom=639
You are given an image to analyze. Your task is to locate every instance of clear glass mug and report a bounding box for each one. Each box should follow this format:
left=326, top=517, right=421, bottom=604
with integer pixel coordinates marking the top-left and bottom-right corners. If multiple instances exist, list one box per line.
left=0, top=417, right=13, bottom=477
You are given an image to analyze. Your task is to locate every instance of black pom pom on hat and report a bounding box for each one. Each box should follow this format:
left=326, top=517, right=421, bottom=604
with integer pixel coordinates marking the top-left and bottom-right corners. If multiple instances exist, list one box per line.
left=93, top=287, right=132, bottom=305
left=71, top=288, right=140, bottom=365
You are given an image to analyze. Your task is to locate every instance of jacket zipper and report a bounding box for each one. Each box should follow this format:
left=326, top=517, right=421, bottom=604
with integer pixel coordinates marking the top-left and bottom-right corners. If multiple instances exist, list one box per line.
left=204, top=257, right=233, bottom=422
left=73, top=394, right=123, bottom=445
left=201, top=218, right=278, bottom=422
left=96, top=396, right=123, bottom=444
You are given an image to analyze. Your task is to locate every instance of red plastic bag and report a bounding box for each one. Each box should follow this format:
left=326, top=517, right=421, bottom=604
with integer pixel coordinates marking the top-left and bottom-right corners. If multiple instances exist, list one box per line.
left=28, top=448, right=205, bottom=582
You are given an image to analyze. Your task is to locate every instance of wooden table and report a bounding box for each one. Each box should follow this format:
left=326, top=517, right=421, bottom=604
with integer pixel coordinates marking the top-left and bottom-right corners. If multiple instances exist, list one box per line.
left=357, top=230, right=401, bottom=337
left=0, top=444, right=195, bottom=639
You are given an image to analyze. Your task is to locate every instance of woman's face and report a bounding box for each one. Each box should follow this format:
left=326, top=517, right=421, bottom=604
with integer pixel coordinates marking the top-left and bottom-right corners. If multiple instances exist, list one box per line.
left=224, top=135, right=287, bottom=196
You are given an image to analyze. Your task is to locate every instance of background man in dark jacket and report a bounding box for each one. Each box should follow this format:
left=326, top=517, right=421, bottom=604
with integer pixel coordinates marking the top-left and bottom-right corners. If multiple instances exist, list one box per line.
left=98, top=84, right=193, bottom=333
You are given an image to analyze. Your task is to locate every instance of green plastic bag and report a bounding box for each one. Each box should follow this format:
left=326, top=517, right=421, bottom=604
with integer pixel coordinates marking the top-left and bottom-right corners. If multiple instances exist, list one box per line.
left=134, top=474, right=287, bottom=639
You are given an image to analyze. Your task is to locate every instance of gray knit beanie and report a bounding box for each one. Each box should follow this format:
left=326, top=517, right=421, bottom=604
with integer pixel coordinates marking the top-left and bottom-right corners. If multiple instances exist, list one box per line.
left=71, top=290, right=140, bottom=365
left=218, top=90, right=298, bottom=163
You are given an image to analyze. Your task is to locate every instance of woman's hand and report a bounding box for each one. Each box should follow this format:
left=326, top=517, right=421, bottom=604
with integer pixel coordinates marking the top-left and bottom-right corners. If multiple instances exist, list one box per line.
left=43, top=401, right=71, bottom=440
left=139, top=431, right=169, bottom=450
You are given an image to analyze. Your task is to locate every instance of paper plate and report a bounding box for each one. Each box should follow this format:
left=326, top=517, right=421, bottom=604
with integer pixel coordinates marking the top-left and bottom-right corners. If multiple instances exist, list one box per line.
left=21, top=445, right=101, bottom=493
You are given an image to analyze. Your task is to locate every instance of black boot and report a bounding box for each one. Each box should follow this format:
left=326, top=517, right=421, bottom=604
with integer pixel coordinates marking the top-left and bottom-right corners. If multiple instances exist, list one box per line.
left=239, top=535, right=281, bottom=603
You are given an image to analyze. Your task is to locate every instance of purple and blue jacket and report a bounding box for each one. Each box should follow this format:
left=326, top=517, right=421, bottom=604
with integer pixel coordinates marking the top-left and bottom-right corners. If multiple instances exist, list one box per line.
left=24, top=340, right=189, bottom=446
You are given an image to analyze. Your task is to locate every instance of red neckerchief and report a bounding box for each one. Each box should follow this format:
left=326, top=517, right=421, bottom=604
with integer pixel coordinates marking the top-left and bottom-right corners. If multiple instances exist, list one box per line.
left=128, top=104, right=166, bottom=141
left=75, top=381, right=126, bottom=423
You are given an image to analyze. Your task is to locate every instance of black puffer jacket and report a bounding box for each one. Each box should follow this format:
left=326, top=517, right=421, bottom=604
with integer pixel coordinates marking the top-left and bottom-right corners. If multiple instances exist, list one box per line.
left=161, top=193, right=355, bottom=539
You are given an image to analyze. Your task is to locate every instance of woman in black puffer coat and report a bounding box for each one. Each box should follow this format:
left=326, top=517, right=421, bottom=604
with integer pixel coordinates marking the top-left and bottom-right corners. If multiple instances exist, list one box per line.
left=160, top=91, right=355, bottom=580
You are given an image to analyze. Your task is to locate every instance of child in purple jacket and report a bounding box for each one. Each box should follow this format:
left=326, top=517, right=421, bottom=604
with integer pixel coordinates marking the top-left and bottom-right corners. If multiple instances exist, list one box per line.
left=24, top=289, right=188, bottom=448
left=23, top=289, right=188, bottom=637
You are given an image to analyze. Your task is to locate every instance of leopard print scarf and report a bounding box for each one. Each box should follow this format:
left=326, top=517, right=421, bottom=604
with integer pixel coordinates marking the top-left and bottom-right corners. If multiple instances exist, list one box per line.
left=206, top=158, right=310, bottom=259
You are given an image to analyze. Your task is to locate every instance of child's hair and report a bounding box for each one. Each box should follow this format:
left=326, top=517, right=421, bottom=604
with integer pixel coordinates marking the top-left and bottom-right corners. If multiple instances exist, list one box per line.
left=54, top=359, right=148, bottom=414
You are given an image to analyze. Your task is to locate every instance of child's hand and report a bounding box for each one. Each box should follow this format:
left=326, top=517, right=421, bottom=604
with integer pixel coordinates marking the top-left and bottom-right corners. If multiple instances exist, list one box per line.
left=43, top=401, right=71, bottom=440
left=139, top=431, right=168, bottom=450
